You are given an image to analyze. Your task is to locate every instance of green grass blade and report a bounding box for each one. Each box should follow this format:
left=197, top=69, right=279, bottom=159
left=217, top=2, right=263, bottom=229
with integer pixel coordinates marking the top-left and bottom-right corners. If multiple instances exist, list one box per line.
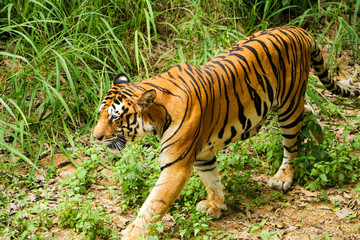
left=0, top=141, right=42, bottom=174
left=52, top=50, right=77, bottom=100
left=40, top=80, right=76, bottom=126
left=7, top=98, right=29, bottom=127
left=0, top=97, right=18, bottom=121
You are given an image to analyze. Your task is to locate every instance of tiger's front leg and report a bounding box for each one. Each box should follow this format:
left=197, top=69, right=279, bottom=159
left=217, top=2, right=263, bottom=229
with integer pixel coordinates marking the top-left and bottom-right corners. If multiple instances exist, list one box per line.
left=194, top=156, right=227, bottom=219
left=122, top=162, right=192, bottom=239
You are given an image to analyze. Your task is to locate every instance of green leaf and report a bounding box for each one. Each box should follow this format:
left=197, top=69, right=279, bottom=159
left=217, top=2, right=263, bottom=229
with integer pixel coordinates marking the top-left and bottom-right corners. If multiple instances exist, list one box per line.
left=319, top=174, right=328, bottom=182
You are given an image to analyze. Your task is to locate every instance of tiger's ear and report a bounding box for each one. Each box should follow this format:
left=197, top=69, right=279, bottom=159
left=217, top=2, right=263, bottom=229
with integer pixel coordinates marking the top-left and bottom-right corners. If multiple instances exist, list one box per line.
left=112, top=73, right=129, bottom=87
left=138, top=90, right=156, bottom=110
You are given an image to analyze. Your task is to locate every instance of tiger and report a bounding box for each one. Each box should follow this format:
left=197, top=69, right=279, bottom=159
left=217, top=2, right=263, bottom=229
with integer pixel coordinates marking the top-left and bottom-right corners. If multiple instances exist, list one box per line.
left=93, top=26, right=360, bottom=239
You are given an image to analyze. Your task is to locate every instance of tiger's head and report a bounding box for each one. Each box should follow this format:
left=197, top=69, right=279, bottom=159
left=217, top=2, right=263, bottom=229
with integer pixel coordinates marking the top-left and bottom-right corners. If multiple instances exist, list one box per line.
left=93, top=73, right=157, bottom=152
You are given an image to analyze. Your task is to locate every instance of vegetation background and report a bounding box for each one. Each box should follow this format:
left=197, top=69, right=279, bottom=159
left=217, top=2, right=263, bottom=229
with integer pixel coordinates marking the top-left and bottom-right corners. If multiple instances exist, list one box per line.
left=0, top=0, right=360, bottom=239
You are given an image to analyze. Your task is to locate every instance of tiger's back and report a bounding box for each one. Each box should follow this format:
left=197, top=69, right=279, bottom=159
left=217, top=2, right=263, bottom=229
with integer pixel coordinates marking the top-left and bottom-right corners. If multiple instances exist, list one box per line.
left=93, top=26, right=359, bottom=239
left=142, top=26, right=312, bottom=161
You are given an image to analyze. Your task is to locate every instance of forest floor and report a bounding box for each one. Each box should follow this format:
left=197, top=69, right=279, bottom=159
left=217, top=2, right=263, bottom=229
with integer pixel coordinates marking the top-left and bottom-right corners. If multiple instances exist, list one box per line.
left=14, top=139, right=360, bottom=240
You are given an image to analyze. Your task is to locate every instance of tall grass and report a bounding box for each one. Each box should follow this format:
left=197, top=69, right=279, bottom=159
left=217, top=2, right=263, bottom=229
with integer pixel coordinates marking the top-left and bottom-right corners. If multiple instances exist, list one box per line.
left=0, top=0, right=161, bottom=175
left=0, top=0, right=359, bottom=177
left=293, top=1, right=360, bottom=68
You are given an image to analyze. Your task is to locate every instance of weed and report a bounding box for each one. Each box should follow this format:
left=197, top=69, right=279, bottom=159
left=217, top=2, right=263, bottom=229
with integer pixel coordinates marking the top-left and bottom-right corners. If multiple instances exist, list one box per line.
left=171, top=204, right=236, bottom=239
left=248, top=220, right=281, bottom=239
left=112, top=136, right=160, bottom=209
left=248, top=218, right=268, bottom=234
left=57, top=195, right=111, bottom=239
left=251, top=121, right=283, bottom=175
left=64, top=153, right=99, bottom=195
left=270, top=192, right=288, bottom=202
left=217, top=141, right=262, bottom=206
left=296, top=122, right=360, bottom=190
left=0, top=192, right=54, bottom=239
left=259, top=229, right=281, bottom=240
left=172, top=206, right=211, bottom=238
left=319, top=234, right=331, bottom=240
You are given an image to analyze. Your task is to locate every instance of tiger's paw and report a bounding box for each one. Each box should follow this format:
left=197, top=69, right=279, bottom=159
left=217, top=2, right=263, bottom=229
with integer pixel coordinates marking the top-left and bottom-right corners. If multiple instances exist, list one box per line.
left=121, top=219, right=149, bottom=240
left=196, top=200, right=228, bottom=219
left=267, top=175, right=293, bottom=192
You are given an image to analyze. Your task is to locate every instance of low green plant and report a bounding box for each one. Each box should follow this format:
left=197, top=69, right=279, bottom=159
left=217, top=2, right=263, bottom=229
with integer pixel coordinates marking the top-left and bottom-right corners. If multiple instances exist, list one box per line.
left=172, top=204, right=214, bottom=239
left=248, top=218, right=268, bottom=234
left=112, top=136, right=160, bottom=209
left=0, top=196, right=54, bottom=239
left=259, top=229, right=281, bottom=240
left=65, top=157, right=98, bottom=195
left=319, top=234, right=332, bottom=240
left=270, top=191, right=288, bottom=202
left=217, top=142, right=262, bottom=206
left=57, top=194, right=111, bottom=239
left=296, top=121, right=360, bottom=190
left=250, top=121, right=283, bottom=175
left=248, top=220, right=282, bottom=239
left=251, top=195, right=269, bottom=207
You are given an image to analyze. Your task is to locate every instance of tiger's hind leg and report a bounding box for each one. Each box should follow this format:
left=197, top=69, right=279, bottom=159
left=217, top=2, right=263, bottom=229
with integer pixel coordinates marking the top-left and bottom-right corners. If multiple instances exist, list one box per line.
left=194, top=156, right=227, bottom=219
left=267, top=101, right=305, bottom=191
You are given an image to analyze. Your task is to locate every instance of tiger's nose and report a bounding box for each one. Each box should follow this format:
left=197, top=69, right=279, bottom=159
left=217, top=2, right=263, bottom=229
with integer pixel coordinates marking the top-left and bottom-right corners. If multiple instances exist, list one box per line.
left=93, top=127, right=106, bottom=141
left=93, top=113, right=114, bottom=141
left=94, top=135, right=104, bottom=141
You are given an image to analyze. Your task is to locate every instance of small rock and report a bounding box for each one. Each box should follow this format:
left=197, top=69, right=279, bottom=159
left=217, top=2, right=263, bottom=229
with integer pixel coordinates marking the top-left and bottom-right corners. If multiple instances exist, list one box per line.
left=35, top=174, right=45, bottom=182
left=27, top=193, right=38, bottom=202
left=329, top=195, right=345, bottom=203
left=335, top=208, right=352, bottom=219
left=285, top=225, right=298, bottom=233
left=47, top=179, right=56, bottom=185
left=318, top=205, right=332, bottom=211
left=343, top=192, right=352, bottom=199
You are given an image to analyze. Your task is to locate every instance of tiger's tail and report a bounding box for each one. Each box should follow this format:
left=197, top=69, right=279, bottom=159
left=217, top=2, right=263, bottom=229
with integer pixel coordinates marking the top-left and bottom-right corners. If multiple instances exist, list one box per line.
left=311, top=41, right=360, bottom=97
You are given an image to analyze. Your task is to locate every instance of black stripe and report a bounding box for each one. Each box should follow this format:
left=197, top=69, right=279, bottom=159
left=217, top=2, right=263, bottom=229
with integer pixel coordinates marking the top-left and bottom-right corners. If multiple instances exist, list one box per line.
left=318, top=69, right=328, bottom=79
left=224, top=126, right=237, bottom=145
left=160, top=158, right=182, bottom=171
left=212, top=62, right=230, bottom=139
left=194, top=157, right=216, bottom=167
left=284, top=145, right=298, bottom=153
left=281, top=133, right=298, bottom=139
left=312, top=57, right=324, bottom=65
left=280, top=113, right=303, bottom=129
left=142, top=83, right=181, bottom=98
left=197, top=167, right=216, bottom=172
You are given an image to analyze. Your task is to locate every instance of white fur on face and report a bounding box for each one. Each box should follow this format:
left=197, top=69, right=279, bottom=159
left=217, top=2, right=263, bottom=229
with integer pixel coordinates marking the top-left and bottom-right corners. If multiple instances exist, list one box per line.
left=107, top=102, right=124, bottom=120
left=98, top=103, right=105, bottom=112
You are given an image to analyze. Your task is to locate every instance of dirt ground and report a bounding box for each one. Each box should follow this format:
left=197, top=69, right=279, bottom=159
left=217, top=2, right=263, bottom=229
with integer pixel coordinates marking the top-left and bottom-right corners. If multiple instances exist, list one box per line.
left=37, top=155, right=360, bottom=240
left=7, top=144, right=352, bottom=240
left=210, top=182, right=360, bottom=239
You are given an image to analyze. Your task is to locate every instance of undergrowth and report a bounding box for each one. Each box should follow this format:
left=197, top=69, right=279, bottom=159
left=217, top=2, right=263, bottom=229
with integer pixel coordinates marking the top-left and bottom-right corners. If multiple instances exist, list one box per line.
left=1, top=0, right=360, bottom=239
